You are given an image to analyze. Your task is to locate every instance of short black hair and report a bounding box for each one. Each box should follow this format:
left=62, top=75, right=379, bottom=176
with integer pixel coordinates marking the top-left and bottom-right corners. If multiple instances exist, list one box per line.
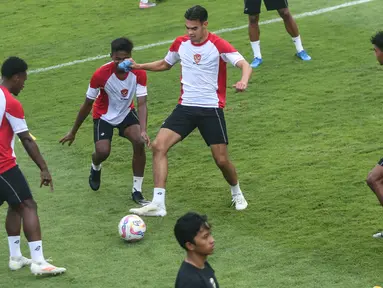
left=174, top=212, right=211, bottom=250
left=184, top=5, right=208, bottom=23
left=1, top=57, right=28, bottom=79
left=111, top=37, right=134, bottom=54
left=371, top=31, right=383, bottom=51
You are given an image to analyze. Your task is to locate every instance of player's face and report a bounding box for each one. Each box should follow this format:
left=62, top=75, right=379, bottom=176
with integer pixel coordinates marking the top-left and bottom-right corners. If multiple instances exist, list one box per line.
left=185, top=19, right=208, bottom=43
left=374, top=45, right=383, bottom=65
left=192, top=226, right=215, bottom=256
left=11, top=72, right=27, bottom=96
left=111, top=51, right=131, bottom=70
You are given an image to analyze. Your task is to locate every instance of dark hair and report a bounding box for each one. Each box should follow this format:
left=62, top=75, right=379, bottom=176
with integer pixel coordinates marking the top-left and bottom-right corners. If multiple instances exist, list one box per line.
left=1, top=57, right=28, bottom=79
left=111, top=37, right=134, bottom=54
left=371, top=31, right=383, bottom=51
left=174, top=212, right=211, bottom=250
left=184, top=5, right=208, bottom=23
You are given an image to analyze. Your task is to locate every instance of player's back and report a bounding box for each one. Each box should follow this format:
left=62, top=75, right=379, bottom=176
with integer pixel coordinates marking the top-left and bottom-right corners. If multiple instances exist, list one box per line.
left=0, top=86, right=28, bottom=174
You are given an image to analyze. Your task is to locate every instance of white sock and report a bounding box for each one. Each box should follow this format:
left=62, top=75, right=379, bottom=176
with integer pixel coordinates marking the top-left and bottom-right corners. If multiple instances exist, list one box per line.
left=141, top=0, right=148, bottom=3
left=28, top=240, right=45, bottom=263
left=132, top=176, right=144, bottom=193
left=8, top=236, right=22, bottom=258
left=92, top=163, right=101, bottom=171
left=231, top=182, right=243, bottom=197
left=152, top=188, right=165, bottom=206
left=250, top=41, right=262, bottom=59
left=292, top=35, right=304, bottom=53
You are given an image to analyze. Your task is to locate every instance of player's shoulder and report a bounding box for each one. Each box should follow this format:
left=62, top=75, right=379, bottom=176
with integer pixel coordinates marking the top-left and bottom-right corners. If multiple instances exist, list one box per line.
left=93, top=61, right=115, bottom=77
left=0, top=86, right=22, bottom=109
left=170, top=35, right=190, bottom=50
left=130, top=69, right=147, bottom=77
left=208, top=33, right=236, bottom=52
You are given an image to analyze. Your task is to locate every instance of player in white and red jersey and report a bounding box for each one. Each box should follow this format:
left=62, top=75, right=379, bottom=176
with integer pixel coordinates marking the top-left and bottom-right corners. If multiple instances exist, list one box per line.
left=128, top=5, right=252, bottom=217
left=0, top=57, right=66, bottom=275
left=60, top=38, right=150, bottom=206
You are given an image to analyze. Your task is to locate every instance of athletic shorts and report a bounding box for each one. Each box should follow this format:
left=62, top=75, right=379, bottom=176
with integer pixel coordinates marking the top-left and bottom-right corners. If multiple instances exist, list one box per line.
left=161, top=105, right=229, bottom=146
left=244, top=0, right=288, bottom=15
left=93, top=109, right=140, bottom=143
left=378, top=159, right=383, bottom=166
left=0, top=165, right=33, bottom=207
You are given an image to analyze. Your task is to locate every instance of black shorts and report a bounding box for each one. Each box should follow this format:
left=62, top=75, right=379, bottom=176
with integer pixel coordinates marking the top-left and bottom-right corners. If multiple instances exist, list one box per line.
left=93, top=109, right=139, bottom=143
left=244, top=0, right=288, bottom=15
left=378, top=158, right=383, bottom=166
left=162, top=105, right=228, bottom=146
left=0, top=165, right=33, bottom=207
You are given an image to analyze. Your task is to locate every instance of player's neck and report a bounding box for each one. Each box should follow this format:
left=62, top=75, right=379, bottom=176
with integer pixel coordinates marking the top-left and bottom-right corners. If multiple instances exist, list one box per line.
left=185, top=252, right=207, bottom=269
left=193, top=31, right=209, bottom=44
left=0, top=80, right=12, bottom=92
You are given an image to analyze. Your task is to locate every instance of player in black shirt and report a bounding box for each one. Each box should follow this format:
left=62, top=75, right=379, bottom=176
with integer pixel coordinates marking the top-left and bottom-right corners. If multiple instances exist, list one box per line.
left=174, top=212, right=219, bottom=288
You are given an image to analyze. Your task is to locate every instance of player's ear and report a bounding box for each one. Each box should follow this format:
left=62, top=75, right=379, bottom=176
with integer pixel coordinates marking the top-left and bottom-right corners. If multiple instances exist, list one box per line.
left=203, top=21, right=208, bottom=28
left=185, top=242, right=195, bottom=251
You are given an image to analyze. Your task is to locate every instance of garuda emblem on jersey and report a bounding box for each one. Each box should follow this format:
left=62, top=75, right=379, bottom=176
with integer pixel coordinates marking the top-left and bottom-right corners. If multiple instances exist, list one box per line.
left=121, top=89, right=129, bottom=97
left=193, top=54, right=202, bottom=64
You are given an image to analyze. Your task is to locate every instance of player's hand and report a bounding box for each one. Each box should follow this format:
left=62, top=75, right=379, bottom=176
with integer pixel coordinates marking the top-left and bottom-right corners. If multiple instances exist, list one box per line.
left=59, top=132, right=76, bottom=146
left=126, top=58, right=139, bottom=69
left=40, top=169, right=54, bottom=192
left=232, top=81, right=247, bottom=92
left=141, top=131, right=151, bottom=147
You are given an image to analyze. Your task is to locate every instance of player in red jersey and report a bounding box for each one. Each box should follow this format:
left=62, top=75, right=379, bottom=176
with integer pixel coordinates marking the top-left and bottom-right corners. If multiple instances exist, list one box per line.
left=0, top=56, right=65, bottom=275
left=60, top=38, right=150, bottom=206
left=128, top=5, right=252, bottom=216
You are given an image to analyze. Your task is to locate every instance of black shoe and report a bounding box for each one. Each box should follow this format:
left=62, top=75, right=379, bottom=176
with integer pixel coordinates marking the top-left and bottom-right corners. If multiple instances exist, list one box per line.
left=89, top=167, right=101, bottom=191
left=132, top=189, right=151, bottom=206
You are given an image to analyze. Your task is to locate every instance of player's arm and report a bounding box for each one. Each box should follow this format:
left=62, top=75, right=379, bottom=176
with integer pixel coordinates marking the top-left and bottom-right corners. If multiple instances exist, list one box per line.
left=136, top=70, right=150, bottom=146
left=59, top=98, right=94, bottom=146
left=131, top=59, right=172, bottom=72
left=234, top=59, right=252, bottom=92
left=18, top=131, right=53, bottom=191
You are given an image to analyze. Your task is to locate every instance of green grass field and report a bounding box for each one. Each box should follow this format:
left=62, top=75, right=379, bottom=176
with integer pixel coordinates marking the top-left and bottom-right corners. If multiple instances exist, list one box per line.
left=1, top=0, right=382, bottom=287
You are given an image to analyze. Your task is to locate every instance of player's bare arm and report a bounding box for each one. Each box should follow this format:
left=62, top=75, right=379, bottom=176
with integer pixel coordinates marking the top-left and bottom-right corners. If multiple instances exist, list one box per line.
left=233, top=59, right=252, bottom=92
left=59, top=97, right=94, bottom=146
left=18, top=131, right=54, bottom=191
left=129, top=58, right=172, bottom=72
left=137, top=96, right=150, bottom=147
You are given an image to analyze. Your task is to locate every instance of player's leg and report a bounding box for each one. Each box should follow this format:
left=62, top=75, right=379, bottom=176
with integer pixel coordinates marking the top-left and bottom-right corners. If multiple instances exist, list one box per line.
left=139, top=0, right=156, bottom=9
left=129, top=105, right=196, bottom=216
left=244, top=0, right=263, bottom=68
left=90, top=119, right=113, bottom=191
left=265, top=0, right=311, bottom=60
left=1, top=166, right=65, bottom=275
left=198, top=108, right=248, bottom=210
left=366, top=161, right=383, bottom=238
left=120, top=109, right=150, bottom=206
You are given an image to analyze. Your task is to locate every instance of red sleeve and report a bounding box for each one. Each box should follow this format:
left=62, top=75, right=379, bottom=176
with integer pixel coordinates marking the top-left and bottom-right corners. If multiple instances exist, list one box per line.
left=6, top=98, right=25, bottom=119
left=169, top=36, right=184, bottom=52
left=89, top=69, right=103, bottom=89
left=134, top=70, right=147, bottom=86
left=212, top=36, right=238, bottom=54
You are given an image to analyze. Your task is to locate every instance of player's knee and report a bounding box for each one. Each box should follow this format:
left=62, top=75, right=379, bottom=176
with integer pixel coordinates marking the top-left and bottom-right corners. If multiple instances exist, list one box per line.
left=366, top=172, right=379, bottom=188
left=278, top=8, right=291, bottom=19
left=214, top=155, right=229, bottom=168
left=151, top=140, right=167, bottom=155
left=96, top=147, right=111, bottom=160
left=248, top=15, right=259, bottom=25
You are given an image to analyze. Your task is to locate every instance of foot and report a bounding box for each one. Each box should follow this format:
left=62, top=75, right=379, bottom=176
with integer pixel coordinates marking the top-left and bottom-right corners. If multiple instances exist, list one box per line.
left=250, top=57, right=263, bottom=68
left=139, top=1, right=156, bottom=8
left=9, top=256, right=32, bottom=271
left=129, top=202, right=167, bottom=217
left=89, top=166, right=101, bottom=191
left=373, top=231, right=383, bottom=238
left=132, top=189, right=151, bottom=206
left=231, top=194, right=248, bottom=211
left=31, top=260, right=66, bottom=276
left=296, top=50, right=311, bottom=61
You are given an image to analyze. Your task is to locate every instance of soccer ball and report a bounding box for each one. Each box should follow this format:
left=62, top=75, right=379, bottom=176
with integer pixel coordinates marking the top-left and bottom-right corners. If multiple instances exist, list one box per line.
left=118, top=214, right=146, bottom=242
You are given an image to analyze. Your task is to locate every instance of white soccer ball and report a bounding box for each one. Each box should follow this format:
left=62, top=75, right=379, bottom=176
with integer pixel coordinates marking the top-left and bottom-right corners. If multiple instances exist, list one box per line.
left=118, top=214, right=146, bottom=242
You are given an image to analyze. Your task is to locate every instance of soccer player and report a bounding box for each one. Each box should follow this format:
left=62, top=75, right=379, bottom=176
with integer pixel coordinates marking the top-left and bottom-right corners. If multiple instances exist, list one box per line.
left=139, top=0, right=156, bottom=9
left=128, top=5, right=251, bottom=217
left=0, top=56, right=66, bottom=275
left=174, top=212, right=219, bottom=288
left=60, top=38, right=150, bottom=206
left=366, top=31, right=383, bottom=238
left=244, top=0, right=311, bottom=68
